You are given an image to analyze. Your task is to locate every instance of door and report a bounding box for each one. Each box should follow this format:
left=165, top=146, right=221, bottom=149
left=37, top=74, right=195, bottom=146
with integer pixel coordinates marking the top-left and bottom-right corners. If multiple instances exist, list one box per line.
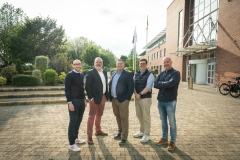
left=207, top=62, right=215, bottom=85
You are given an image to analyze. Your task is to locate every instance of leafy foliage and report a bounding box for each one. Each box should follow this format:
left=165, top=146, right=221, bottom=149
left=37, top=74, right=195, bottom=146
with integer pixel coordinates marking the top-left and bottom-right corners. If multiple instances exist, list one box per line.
left=43, top=69, right=58, bottom=85
left=0, top=76, right=7, bottom=86
left=48, top=53, right=72, bottom=74
left=9, top=16, right=67, bottom=63
left=35, top=56, right=48, bottom=74
left=12, top=74, right=39, bottom=86
left=81, top=46, right=100, bottom=67
left=1, top=65, right=18, bottom=84
left=32, top=69, right=42, bottom=83
left=0, top=3, right=26, bottom=66
left=15, top=59, right=23, bottom=74
left=58, top=72, right=66, bottom=84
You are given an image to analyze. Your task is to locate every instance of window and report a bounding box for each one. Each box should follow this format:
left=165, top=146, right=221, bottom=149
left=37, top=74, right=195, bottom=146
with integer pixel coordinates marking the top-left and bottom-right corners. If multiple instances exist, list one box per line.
left=164, top=48, right=166, bottom=57
left=160, top=50, right=162, bottom=58
left=178, top=10, right=183, bottom=47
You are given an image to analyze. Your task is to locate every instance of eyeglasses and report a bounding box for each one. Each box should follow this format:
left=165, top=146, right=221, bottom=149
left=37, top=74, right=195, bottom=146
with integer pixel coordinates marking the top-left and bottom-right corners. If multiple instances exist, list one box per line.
left=139, top=63, right=147, bottom=65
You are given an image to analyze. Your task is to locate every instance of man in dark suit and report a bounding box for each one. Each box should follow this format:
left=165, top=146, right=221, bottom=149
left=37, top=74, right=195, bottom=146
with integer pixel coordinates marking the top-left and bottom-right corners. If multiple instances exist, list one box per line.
left=109, top=59, right=134, bottom=144
left=85, top=57, right=109, bottom=145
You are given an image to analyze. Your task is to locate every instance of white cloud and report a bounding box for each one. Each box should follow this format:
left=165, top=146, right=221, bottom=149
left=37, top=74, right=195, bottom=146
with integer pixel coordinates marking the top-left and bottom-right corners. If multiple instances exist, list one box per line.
left=2, top=0, right=172, bottom=58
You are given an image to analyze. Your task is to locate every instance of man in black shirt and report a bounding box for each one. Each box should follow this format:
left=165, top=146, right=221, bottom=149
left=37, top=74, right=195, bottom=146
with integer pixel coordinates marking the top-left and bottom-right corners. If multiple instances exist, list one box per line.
left=65, top=59, right=86, bottom=151
left=154, top=57, right=180, bottom=151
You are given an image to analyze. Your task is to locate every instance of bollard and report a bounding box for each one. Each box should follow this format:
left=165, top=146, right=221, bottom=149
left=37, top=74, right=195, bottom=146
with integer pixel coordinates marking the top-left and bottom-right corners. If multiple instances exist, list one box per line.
left=188, top=77, right=193, bottom=89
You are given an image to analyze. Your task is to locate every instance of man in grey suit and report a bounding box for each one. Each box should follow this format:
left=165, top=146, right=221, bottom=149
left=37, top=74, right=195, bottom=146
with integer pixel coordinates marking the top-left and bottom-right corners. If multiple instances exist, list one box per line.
left=85, top=57, right=109, bottom=145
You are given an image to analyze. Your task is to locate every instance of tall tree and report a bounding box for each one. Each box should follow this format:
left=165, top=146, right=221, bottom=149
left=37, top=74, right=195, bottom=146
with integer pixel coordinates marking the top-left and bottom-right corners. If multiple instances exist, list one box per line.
left=67, top=36, right=95, bottom=61
left=9, top=16, right=67, bottom=63
left=99, top=53, right=109, bottom=68
left=0, top=3, right=26, bottom=66
left=81, top=46, right=100, bottom=67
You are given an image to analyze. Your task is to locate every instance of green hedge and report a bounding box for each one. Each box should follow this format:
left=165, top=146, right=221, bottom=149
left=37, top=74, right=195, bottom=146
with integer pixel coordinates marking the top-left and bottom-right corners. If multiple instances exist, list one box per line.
left=43, top=69, right=58, bottom=85
left=12, top=75, right=39, bottom=86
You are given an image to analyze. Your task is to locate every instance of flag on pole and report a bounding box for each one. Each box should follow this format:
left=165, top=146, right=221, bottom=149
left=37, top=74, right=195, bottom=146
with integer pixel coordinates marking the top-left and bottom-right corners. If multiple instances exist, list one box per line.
left=132, top=28, right=137, bottom=44
left=146, top=15, right=149, bottom=30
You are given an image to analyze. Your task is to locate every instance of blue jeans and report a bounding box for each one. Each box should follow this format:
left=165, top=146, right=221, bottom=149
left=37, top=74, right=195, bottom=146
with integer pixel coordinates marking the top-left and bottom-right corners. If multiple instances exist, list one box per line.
left=157, top=100, right=177, bottom=142
left=68, top=99, right=85, bottom=145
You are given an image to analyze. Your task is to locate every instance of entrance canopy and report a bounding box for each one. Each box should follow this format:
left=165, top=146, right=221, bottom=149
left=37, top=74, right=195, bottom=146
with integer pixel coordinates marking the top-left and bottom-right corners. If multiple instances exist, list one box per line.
left=170, top=43, right=217, bottom=56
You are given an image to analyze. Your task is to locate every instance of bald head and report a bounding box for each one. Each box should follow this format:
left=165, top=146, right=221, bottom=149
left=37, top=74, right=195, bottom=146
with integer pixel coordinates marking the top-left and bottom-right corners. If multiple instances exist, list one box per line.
left=163, top=56, right=173, bottom=71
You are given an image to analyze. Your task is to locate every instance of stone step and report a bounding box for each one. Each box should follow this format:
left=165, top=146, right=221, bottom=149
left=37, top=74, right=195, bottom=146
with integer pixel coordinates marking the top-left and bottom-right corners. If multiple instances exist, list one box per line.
left=0, top=86, right=64, bottom=92
left=0, top=91, right=65, bottom=98
left=0, top=96, right=67, bottom=106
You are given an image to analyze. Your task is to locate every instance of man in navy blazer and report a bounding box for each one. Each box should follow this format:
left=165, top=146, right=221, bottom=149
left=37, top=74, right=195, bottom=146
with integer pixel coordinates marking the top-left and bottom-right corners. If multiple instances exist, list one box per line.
left=85, top=57, right=109, bottom=145
left=109, top=59, right=134, bottom=144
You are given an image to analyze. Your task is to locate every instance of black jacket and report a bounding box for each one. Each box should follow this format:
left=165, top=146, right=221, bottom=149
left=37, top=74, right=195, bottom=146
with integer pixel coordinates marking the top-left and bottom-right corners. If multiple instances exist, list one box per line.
left=154, top=68, right=180, bottom=102
left=85, top=68, right=109, bottom=104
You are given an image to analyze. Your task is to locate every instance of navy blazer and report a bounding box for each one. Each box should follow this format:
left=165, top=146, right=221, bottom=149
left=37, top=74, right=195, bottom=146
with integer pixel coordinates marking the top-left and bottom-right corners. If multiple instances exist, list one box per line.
left=85, top=68, right=109, bottom=104
left=109, top=69, right=134, bottom=103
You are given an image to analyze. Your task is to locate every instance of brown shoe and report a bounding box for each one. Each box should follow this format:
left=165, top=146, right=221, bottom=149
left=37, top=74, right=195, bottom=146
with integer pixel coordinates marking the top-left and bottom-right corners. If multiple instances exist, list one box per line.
left=154, top=138, right=168, bottom=145
left=88, top=137, right=94, bottom=145
left=95, top=130, right=108, bottom=136
left=167, top=141, right=176, bottom=150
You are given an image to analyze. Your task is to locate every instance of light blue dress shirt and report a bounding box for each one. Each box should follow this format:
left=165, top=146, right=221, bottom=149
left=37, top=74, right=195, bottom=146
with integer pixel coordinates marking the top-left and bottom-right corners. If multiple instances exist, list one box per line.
left=111, top=70, right=123, bottom=98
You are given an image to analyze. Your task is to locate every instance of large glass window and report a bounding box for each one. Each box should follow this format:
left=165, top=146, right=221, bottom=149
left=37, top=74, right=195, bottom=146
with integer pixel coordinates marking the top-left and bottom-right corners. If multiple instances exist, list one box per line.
left=189, top=0, right=219, bottom=45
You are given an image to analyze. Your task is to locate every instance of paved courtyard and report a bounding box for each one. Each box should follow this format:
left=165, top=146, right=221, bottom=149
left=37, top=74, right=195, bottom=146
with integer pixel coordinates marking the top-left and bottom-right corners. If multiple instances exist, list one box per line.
left=0, top=82, right=240, bottom=160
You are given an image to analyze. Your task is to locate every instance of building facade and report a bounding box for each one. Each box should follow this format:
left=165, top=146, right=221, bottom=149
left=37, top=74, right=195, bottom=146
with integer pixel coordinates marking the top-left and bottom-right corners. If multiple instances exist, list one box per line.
left=142, top=0, right=240, bottom=86
left=140, top=29, right=166, bottom=73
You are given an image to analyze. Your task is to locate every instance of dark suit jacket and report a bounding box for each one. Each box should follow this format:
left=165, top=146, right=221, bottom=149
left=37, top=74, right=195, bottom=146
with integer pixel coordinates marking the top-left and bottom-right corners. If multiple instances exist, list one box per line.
left=85, top=68, right=109, bottom=104
left=109, top=69, right=134, bottom=103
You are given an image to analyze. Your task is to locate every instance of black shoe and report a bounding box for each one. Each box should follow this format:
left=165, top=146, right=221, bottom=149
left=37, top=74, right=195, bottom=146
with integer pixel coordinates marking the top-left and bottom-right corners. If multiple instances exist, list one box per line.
left=114, top=133, right=121, bottom=140
left=119, top=139, right=126, bottom=144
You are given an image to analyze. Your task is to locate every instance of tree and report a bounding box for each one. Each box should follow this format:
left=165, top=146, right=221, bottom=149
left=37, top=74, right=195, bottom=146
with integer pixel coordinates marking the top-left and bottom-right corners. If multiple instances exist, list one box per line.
left=99, top=53, right=109, bottom=69
left=0, top=3, right=26, bottom=66
left=127, top=49, right=140, bottom=71
left=81, top=46, right=100, bottom=67
left=9, top=16, right=67, bottom=63
left=67, top=36, right=95, bottom=61
left=120, top=55, right=129, bottom=67
left=49, top=53, right=72, bottom=74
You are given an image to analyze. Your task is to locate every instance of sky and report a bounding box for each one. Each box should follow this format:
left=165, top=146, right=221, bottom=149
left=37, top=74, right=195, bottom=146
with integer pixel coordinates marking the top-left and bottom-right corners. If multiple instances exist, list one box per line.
left=2, top=0, right=173, bottom=58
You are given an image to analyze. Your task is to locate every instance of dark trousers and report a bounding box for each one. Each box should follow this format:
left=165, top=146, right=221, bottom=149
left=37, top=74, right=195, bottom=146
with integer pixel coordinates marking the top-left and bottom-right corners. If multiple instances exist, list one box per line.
left=68, top=99, right=85, bottom=145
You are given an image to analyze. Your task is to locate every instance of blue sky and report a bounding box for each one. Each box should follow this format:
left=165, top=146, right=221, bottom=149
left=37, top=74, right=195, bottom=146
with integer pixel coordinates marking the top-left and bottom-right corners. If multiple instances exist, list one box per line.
left=2, top=0, right=173, bottom=58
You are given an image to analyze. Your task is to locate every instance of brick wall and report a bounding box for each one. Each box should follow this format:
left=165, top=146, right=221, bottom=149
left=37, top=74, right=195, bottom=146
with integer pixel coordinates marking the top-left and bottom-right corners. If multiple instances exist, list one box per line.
left=141, top=42, right=166, bottom=73
left=216, top=0, right=240, bottom=83
left=166, top=0, right=186, bottom=81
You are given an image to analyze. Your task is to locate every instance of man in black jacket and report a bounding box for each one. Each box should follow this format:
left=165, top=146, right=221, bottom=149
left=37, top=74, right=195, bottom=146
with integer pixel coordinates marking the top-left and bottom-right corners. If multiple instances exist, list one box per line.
left=109, top=59, right=134, bottom=144
left=65, top=59, right=86, bottom=151
left=85, top=57, right=109, bottom=145
left=154, top=57, right=180, bottom=150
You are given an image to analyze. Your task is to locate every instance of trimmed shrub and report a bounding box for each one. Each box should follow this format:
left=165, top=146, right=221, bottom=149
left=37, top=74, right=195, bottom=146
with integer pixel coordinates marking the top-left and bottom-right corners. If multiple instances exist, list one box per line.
left=0, top=76, right=7, bottom=86
left=32, top=69, right=42, bottom=83
left=58, top=72, right=66, bottom=84
left=12, top=75, right=39, bottom=86
left=16, top=59, right=23, bottom=74
left=35, top=56, right=48, bottom=74
left=43, top=69, right=58, bottom=85
left=1, top=65, right=18, bottom=84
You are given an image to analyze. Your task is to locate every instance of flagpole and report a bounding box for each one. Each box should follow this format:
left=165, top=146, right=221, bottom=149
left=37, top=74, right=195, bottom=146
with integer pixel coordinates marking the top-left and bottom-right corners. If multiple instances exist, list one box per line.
left=134, top=26, right=137, bottom=74
left=146, top=15, right=148, bottom=56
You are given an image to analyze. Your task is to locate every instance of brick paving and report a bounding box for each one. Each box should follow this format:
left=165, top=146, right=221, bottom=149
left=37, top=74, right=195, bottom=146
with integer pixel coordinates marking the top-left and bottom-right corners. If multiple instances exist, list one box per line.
left=0, top=82, right=240, bottom=160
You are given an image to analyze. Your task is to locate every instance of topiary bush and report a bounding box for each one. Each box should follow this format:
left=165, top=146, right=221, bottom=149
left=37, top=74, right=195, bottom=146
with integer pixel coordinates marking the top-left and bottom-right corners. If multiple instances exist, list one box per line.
left=43, top=69, right=58, bottom=85
left=58, top=72, right=66, bottom=84
left=16, top=59, right=23, bottom=74
left=1, top=65, right=18, bottom=84
left=12, top=75, right=39, bottom=86
left=32, top=69, right=42, bottom=84
left=35, top=56, right=48, bottom=75
left=0, top=76, right=7, bottom=86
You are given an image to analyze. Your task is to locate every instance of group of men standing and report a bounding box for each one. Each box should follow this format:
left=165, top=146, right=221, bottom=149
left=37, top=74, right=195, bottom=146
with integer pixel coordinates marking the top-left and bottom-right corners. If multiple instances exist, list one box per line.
left=65, top=56, right=180, bottom=152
